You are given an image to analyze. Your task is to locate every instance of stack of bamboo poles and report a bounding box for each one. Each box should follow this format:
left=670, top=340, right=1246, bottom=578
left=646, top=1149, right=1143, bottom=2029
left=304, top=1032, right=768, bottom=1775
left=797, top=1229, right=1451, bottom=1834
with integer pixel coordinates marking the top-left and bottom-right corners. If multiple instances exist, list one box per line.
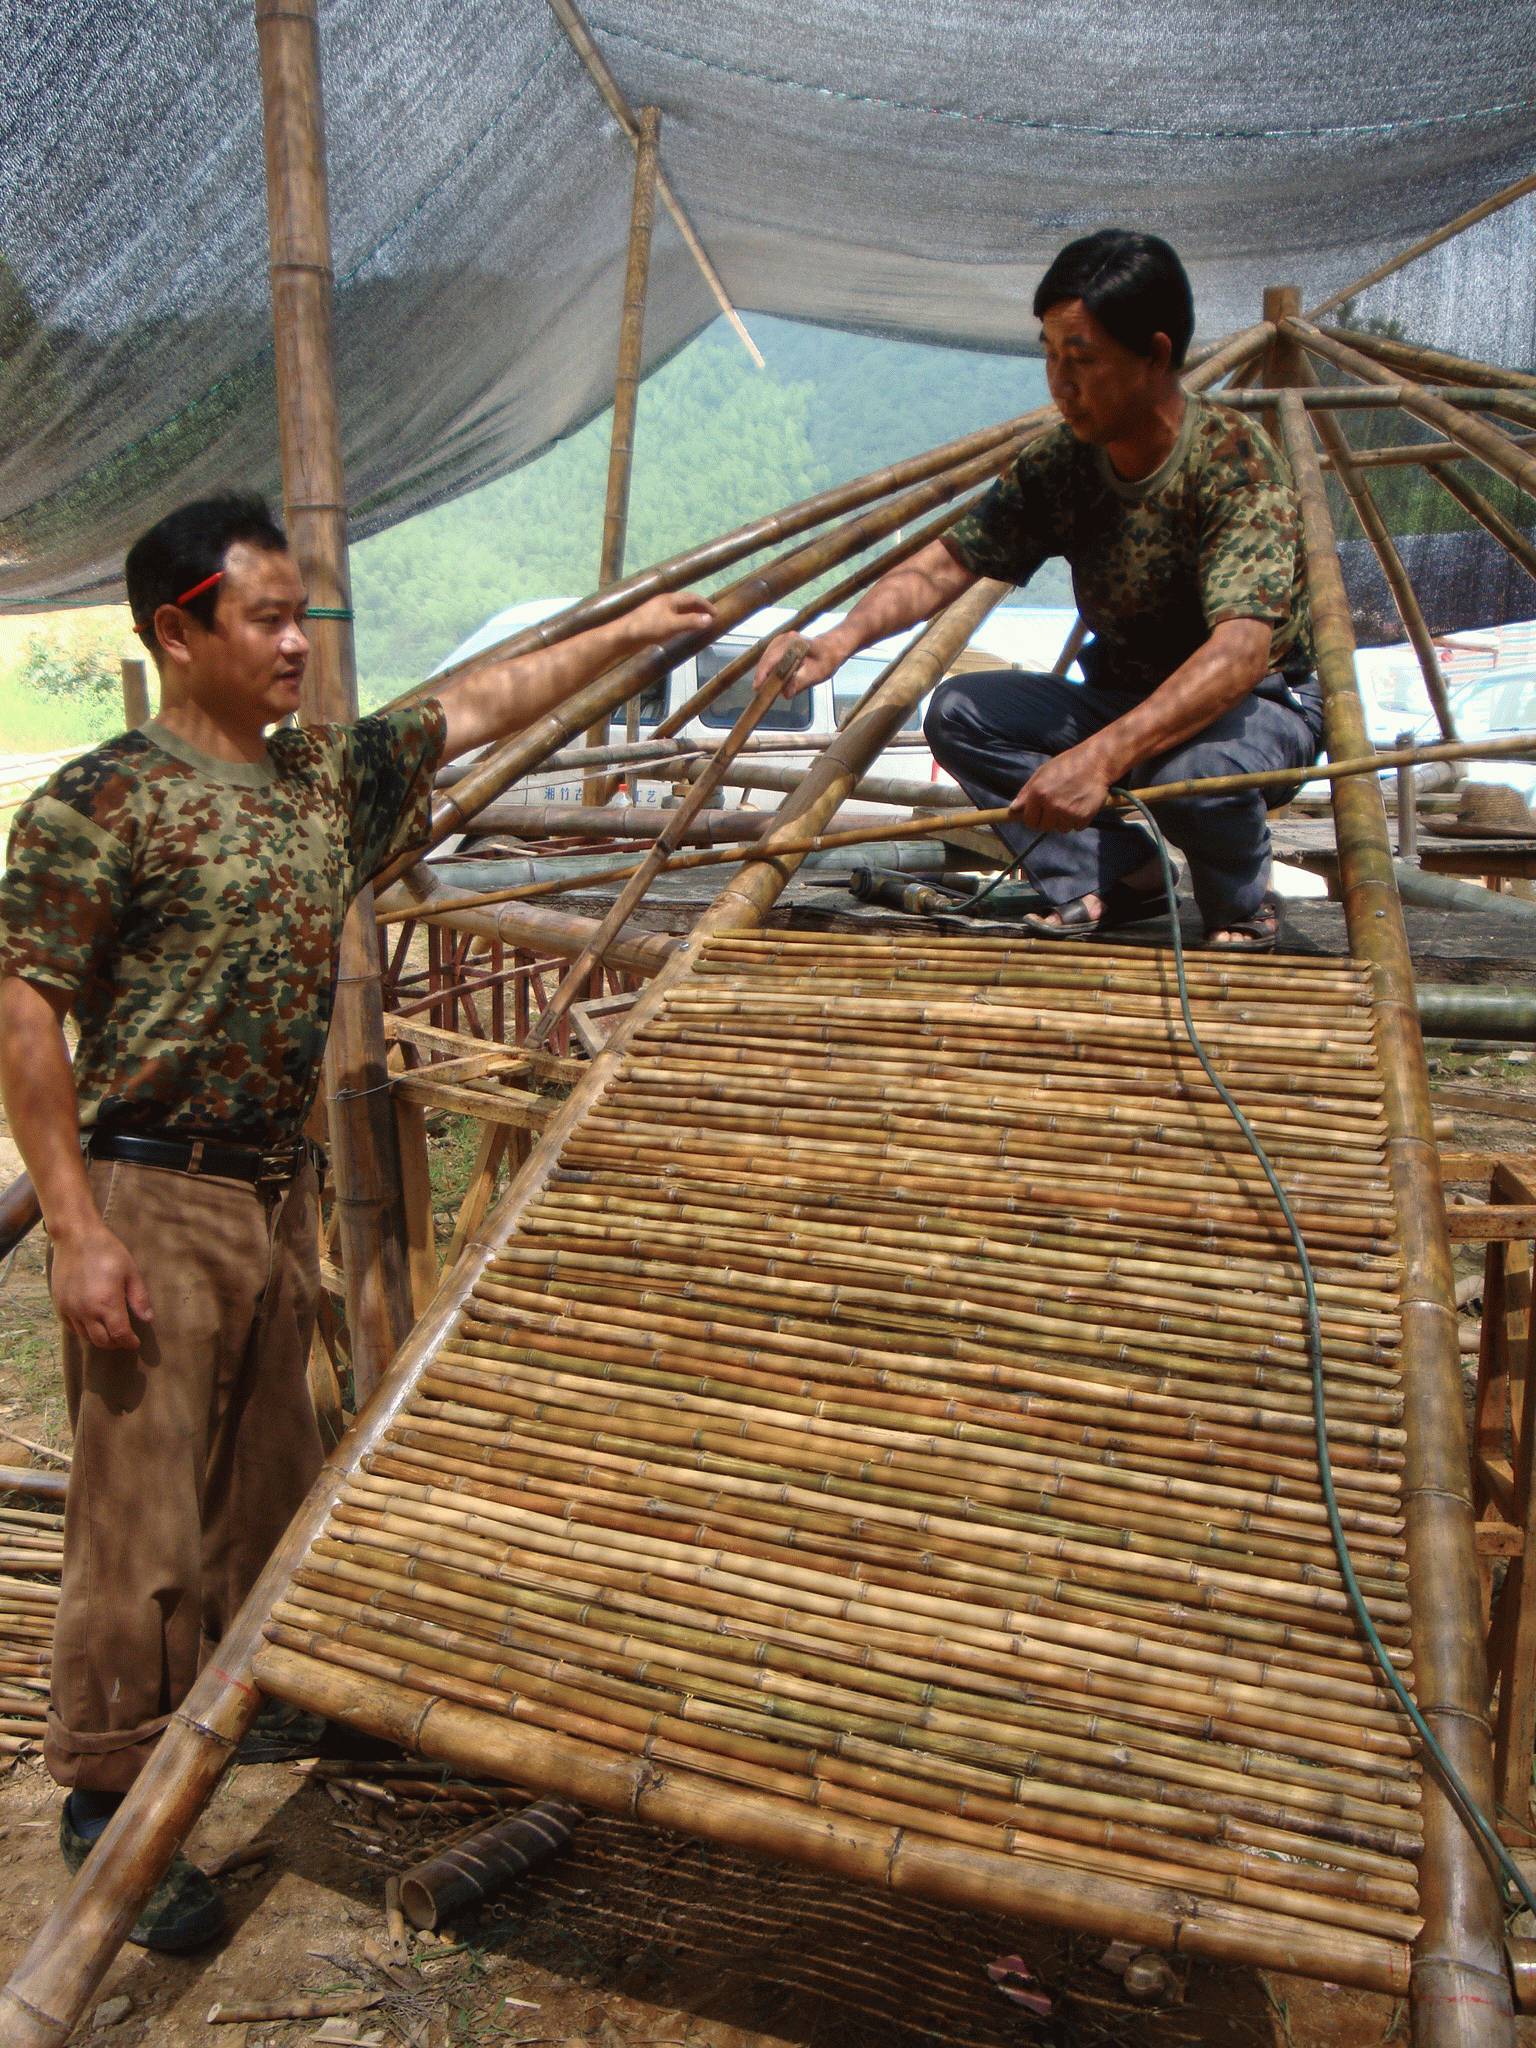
left=255, top=930, right=1421, bottom=1995
left=0, top=1481, right=61, bottom=1761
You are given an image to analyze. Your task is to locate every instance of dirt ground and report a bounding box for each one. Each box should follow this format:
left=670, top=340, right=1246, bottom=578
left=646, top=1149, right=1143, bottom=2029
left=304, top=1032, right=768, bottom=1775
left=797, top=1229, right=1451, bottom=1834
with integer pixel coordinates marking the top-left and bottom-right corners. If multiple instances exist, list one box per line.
left=4, top=1066, right=1536, bottom=2048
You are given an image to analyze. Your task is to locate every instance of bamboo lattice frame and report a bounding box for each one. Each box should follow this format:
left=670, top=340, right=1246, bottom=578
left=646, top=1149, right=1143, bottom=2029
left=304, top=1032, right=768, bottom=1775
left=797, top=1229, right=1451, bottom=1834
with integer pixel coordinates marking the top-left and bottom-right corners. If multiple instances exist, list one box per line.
left=257, top=928, right=1421, bottom=1994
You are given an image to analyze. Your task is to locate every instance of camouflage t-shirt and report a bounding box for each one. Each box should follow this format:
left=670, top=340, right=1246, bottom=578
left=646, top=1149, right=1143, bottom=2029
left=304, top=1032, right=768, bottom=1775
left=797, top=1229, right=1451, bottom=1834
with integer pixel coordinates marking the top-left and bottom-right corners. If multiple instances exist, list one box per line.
left=945, top=397, right=1314, bottom=699
left=0, top=702, right=447, bottom=1147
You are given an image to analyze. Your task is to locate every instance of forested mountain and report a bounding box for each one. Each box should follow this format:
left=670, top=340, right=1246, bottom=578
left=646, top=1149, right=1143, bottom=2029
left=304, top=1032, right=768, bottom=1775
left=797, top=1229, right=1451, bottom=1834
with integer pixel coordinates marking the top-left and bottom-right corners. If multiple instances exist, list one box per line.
left=350, top=316, right=1061, bottom=705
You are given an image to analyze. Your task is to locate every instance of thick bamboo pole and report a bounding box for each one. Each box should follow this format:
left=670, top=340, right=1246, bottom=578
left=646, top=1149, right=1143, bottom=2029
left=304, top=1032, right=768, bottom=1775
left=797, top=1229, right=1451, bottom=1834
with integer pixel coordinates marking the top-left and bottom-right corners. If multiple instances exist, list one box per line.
left=1221, top=387, right=1536, bottom=417
left=1322, top=434, right=1536, bottom=473
left=1320, top=327, right=1536, bottom=397
left=253, top=1642, right=1408, bottom=1992
left=1285, top=321, right=1536, bottom=502
left=1277, top=388, right=1513, bottom=2048
left=601, top=106, right=659, bottom=600
left=255, top=0, right=412, bottom=1395
left=118, top=657, right=149, bottom=728
left=387, top=321, right=1267, bottom=729
left=404, top=411, right=1045, bottom=715
left=588, top=104, right=659, bottom=794
left=545, top=0, right=763, bottom=368
left=1305, top=171, right=1536, bottom=321
left=1431, top=466, right=1536, bottom=587
left=1305, top=411, right=1456, bottom=739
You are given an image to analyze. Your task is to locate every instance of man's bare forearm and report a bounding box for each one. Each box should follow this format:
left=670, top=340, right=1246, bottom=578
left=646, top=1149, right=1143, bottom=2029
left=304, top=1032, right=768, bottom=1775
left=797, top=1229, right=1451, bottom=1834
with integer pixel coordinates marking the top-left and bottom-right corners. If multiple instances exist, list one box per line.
left=0, top=977, right=96, bottom=1242
left=819, top=541, right=978, bottom=662
left=437, top=592, right=716, bottom=761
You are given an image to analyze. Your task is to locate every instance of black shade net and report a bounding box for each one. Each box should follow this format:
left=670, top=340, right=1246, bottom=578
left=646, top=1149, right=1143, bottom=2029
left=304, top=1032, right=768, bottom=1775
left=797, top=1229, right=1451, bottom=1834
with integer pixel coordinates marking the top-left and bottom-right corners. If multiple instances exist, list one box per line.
left=1, top=0, right=1533, bottom=624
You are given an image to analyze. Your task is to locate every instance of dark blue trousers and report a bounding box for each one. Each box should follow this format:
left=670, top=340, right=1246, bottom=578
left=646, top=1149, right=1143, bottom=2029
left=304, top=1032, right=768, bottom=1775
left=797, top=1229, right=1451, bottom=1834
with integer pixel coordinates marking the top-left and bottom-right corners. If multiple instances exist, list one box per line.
left=924, top=669, right=1324, bottom=928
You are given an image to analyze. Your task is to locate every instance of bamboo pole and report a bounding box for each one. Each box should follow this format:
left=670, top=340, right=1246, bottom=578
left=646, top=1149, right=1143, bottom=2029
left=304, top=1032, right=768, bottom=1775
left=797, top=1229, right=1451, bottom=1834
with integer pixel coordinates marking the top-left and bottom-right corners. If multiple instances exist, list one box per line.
left=118, top=657, right=149, bottom=728
left=525, top=644, right=806, bottom=1046
left=402, top=409, right=1046, bottom=716
left=1221, top=387, right=1536, bottom=417
left=399, top=728, right=1536, bottom=916
left=394, top=317, right=1263, bottom=755
left=1323, top=434, right=1536, bottom=474
left=254, top=1642, right=1410, bottom=1992
left=381, top=437, right=1016, bottom=883
left=545, top=0, right=763, bottom=368
left=376, top=866, right=679, bottom=975
left=0, top=1174, right=40, bottom=1262
left=1320, top=327, right=1536, bottom=397
left=255, top=0, right=412, bottom=1394
left=1431, top=466, right=1536, bottom=587
left=1304, top=407, right=1456, bottom=739
left=387, top=319, right=1266, bottom=728
left=1284, top=321, right=1536, bottom=503
left=588, top=104, right=660, bottom=796
left=1277, top=387, right=1514, bottom=2048
left=1305, top=171, right=1536, bottom=321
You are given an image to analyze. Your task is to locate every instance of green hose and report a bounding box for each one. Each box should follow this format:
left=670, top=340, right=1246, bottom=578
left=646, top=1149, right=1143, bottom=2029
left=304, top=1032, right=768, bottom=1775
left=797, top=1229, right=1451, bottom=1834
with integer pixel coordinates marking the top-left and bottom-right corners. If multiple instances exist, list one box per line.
left=1117, top=787, right=1536, bottom=1926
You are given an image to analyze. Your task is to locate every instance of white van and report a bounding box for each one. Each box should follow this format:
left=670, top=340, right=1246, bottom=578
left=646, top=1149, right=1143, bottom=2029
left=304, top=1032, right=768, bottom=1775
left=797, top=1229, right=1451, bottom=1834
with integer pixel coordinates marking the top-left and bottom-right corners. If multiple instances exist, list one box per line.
left=436, top=599, right=1082, bottom=814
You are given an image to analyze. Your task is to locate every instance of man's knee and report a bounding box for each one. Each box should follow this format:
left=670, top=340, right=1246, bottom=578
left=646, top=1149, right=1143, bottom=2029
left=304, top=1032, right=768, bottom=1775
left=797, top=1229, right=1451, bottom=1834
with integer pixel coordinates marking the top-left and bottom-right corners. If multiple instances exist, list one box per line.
left=923, top=675, right=968, bottom=758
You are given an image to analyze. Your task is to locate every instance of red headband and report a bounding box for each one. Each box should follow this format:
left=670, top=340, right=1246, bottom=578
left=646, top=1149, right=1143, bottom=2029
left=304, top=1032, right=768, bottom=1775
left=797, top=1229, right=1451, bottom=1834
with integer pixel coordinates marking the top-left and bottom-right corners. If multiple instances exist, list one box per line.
left=174, top=570, right=223, bottom=607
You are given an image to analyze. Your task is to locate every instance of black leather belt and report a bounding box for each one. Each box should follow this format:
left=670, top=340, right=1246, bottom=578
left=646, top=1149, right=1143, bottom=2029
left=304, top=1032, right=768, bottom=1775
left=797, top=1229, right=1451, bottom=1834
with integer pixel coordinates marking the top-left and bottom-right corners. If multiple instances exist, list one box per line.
left=86, top=1130, right=317, bottom=1193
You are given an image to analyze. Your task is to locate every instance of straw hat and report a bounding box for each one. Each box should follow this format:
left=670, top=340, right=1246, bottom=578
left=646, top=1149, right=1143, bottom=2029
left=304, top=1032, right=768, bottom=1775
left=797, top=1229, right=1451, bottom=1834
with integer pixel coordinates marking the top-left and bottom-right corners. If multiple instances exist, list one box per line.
left=1424, top=781, right=1536, bottom=840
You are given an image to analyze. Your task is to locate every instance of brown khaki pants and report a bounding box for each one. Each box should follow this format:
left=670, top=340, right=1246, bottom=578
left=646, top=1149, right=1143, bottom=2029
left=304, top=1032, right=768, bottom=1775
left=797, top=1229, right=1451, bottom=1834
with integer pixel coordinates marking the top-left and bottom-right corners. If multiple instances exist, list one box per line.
left=46, top=1157, right=325, bottom=1791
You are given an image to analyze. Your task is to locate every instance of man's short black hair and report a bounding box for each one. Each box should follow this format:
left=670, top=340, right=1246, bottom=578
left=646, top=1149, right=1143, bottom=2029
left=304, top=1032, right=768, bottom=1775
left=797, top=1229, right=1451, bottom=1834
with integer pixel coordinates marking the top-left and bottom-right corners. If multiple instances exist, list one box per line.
left=1033, top=230, right=1195, bottom=370
left=125, top=493, right=289, bottom=655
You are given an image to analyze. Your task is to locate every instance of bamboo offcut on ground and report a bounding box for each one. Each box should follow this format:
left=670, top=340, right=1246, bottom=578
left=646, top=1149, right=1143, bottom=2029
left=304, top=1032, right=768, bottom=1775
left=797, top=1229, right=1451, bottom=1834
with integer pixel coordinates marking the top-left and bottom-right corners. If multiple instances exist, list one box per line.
left=251, top=930, right=1423, bottom=1995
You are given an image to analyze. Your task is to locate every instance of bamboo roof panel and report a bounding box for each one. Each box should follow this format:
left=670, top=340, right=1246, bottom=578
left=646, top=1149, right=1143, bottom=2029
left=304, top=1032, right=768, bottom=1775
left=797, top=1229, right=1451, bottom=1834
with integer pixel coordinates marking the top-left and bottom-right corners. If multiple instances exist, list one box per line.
left=254, top=931, right=1423, bottom=1992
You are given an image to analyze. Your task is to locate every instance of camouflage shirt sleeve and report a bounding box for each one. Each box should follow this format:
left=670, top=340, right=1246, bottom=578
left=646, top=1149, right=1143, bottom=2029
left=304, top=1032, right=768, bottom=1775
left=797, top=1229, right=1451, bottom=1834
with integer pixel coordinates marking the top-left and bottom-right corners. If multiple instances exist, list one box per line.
left=942, top=435, right=1063, bottom=585
left=1197, top=421, right=1302, bottom=631
left=0, top=790, right=134, bottom=1001
left=334, top=699, right=448, bottom=889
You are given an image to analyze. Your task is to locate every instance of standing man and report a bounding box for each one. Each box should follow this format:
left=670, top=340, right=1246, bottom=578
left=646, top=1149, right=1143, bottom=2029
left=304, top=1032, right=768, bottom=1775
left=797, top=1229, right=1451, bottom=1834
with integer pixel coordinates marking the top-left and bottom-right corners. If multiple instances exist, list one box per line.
left=758, top=231, right=1321, bottom=949
left=0, top=494, right=711, bottom=1948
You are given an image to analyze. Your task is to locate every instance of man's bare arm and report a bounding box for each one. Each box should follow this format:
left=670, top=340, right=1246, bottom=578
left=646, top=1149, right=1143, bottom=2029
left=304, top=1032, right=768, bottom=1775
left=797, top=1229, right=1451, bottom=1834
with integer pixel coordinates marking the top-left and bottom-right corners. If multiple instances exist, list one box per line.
left=754, top=539, right=978, bottom=695
left=1010, top=617, right=1277, bottom=833
left=0, top=976, right=152, bottom=1351
left=436, top=591, right=718, bottom=761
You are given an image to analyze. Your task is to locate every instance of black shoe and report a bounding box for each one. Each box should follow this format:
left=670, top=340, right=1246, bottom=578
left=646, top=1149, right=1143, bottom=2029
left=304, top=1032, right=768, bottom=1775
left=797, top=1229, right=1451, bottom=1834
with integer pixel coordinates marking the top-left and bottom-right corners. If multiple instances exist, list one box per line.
left=234, top=1699, right=330, bottom=1764
left=59, top=1798, right=226, bottom=1953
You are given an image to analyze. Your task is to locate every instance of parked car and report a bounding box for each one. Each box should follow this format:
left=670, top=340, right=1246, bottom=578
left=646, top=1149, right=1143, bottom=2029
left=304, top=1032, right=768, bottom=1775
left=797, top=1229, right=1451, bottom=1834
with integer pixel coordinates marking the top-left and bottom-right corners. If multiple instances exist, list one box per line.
left=1402, top=668, right=1536, bottom=801
left=436, top=600, right=1082, bottom=812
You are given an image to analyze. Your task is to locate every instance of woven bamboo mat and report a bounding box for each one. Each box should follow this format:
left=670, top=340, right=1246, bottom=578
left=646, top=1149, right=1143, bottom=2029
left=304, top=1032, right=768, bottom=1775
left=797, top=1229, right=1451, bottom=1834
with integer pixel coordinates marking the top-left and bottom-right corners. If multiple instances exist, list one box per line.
left=255, top=932, right=1418, bottom=1993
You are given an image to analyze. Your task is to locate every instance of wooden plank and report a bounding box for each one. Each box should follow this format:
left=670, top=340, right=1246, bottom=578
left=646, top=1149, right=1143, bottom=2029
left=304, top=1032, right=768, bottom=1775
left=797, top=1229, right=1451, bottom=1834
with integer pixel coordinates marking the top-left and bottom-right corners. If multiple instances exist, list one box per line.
left=391, top=1077, right=554, bottom=1128
left=1439, top=1151, right=1536, bottom=1183
left=1419, top=847, right=1536, bottom=881
left=392, top=1094, right=440, bottom=1316
left=1446, top=1206, right=1536, bottom=1242
left=1434, top=1088, right=1536, bottom=1126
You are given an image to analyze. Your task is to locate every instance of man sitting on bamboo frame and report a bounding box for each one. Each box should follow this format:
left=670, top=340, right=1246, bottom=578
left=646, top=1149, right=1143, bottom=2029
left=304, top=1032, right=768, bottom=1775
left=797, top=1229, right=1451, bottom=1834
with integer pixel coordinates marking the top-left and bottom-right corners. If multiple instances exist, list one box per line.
left=0, top=493, right=710, bottom=1952
left=758, top=230, right=1323, bottom=951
